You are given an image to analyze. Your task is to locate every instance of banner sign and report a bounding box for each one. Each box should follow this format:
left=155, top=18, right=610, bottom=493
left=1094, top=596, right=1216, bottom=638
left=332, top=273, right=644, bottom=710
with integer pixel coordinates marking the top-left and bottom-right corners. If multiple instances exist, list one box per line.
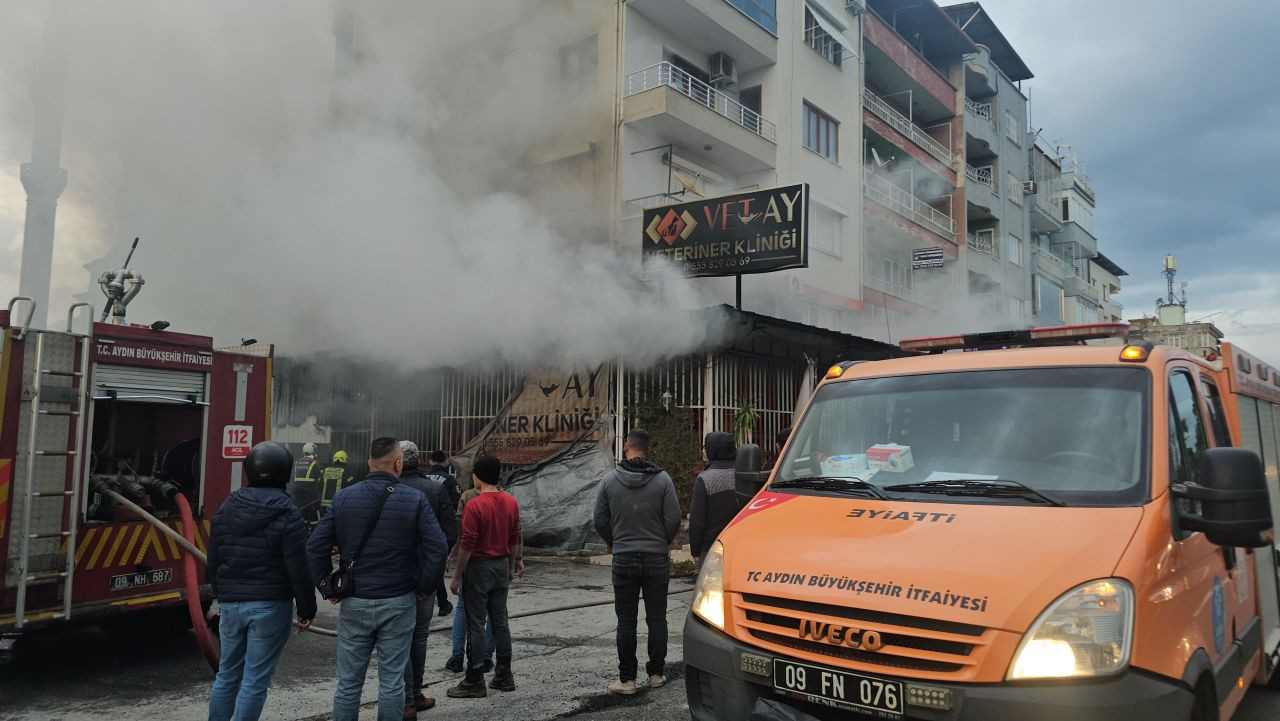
left=912, top=247, right=945, bottom=270
left=642, top=184, right=809, bottom=278
left=92, top=338, right=214, bottom=372
left=485, top=365, right=609, bottom=465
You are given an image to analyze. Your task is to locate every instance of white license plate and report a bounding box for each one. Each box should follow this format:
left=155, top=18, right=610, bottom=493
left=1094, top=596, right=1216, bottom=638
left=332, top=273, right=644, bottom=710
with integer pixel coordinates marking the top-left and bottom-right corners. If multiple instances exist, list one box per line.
left=773, top=658, right=903, bottom=719
left=108, top=568, right=173, bottom=592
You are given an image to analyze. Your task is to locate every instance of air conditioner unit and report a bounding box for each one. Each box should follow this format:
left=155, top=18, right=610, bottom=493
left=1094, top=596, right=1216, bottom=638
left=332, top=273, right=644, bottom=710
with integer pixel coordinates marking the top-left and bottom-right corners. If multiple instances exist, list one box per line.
left=1022, top=180, right=1038, bottom=195
left=709, top=52, right=737, bottom=89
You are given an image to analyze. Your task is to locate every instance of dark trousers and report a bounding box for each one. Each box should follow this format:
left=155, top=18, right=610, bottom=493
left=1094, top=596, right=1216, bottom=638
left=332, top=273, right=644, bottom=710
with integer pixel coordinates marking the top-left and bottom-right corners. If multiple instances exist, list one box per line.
left=403, top=595, right=434, bottom=703
left=612, top=552, right=670, bottom=682
left=436, top=582, right=449, bottom=609
left=463, top=556, right=512, bottom=683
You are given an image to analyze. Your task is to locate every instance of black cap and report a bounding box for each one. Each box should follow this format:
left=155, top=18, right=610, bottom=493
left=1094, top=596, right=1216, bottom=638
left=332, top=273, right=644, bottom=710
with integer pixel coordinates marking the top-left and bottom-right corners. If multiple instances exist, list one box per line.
left=245, top=442, right=293, bottom=488
left=473, top=455, right=501, bottom=486
left=429, top=449, right=448, bottom=464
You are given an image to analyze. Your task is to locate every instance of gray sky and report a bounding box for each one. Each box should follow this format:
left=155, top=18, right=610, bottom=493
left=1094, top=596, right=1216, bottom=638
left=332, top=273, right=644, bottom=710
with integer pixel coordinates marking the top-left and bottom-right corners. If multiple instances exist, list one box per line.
left=975, top=0, right=1280, bottom=358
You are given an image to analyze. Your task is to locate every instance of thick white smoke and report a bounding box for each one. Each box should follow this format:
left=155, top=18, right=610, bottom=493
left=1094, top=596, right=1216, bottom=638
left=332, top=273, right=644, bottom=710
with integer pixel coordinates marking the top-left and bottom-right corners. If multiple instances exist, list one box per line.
left=0, top=0, right=717, bottom=369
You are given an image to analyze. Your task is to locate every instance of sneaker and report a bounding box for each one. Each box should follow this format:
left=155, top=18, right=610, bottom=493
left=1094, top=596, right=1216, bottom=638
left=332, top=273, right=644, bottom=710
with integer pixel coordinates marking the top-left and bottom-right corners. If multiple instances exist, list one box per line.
left=649, top=675, right=667, bottom=688
left=438, top=600, right=453, bottom=616
left=414, top=694, right=436, bottom=711
left=446, top=680, right=488, bottom=699
left=490, top=669, right=516, bottom=692
left=444, top=656, right=464, bottom=674
left=480, top=658, right=494, bottom=674
left=608, top=679, right=638, bottom=695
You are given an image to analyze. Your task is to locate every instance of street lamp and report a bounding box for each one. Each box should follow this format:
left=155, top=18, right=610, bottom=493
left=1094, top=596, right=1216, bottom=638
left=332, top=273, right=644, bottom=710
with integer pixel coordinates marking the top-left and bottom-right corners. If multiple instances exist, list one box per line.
left=661, top=391, right=673, bottom=413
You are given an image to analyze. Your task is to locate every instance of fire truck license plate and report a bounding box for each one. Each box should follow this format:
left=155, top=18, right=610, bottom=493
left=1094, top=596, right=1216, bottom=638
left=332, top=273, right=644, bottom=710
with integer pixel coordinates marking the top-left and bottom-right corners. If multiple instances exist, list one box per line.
left=108, top=568, right=173, bottom=592
left=773, top=659, right=903, bottom=719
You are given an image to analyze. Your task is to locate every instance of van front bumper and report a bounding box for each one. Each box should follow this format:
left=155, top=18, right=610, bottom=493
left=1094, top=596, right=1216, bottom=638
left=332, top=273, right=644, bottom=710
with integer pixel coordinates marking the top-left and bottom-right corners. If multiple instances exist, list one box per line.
left=683, top=615, right=1194, bottom=721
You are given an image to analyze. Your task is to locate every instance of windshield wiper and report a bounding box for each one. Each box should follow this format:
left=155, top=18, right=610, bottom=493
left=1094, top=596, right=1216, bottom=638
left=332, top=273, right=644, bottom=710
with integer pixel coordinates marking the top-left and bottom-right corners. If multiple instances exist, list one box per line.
left=772, top=476, right=886, bottom=499
left=882, top=479, right=1065, bottom=507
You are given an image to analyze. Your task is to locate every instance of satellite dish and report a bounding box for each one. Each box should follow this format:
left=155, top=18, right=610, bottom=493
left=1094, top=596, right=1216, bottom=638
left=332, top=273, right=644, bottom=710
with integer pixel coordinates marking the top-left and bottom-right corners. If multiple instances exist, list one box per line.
left=870, top=147, right=894, bottom=170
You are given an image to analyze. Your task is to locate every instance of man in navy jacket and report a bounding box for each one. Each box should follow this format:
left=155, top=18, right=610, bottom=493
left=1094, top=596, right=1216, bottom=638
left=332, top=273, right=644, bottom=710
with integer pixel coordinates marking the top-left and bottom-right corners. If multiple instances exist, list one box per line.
left=307, top=437, right=448, bottom=721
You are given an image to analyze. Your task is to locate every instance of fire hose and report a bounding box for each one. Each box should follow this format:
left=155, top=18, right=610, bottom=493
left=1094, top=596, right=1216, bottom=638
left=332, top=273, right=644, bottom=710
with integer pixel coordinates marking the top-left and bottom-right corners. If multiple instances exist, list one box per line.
left=103, top=489, right=693, bottom=667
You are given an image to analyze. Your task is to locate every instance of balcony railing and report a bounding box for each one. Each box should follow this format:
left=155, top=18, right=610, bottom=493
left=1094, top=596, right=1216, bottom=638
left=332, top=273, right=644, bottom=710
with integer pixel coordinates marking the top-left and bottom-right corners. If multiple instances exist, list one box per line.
left=965, top=97, right=997, bottom=128
left=1032, top=246, right=1072, bottom=278
left=1107, top=297, right=1124, bottom=315
left=966, top=232, right=1000, bottom=259
left=624, top=62, right=777, bottom=142
left=621, top=192, right=683, bottom=218
left=862, top=89, right=952, bottom=166
left=965, top=163, right=999, bottom=196
left=864, top=274, right=936, bottom=308
left=864, top=169, right=956, bottom=241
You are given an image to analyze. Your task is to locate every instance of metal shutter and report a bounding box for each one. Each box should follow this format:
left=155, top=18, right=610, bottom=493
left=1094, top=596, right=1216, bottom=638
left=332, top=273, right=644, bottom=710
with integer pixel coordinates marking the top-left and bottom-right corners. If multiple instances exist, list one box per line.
left=93, top=364, right=207, bottom=404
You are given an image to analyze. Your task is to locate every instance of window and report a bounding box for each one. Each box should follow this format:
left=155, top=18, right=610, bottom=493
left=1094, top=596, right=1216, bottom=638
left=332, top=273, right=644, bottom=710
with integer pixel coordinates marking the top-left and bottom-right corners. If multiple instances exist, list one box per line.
left=1034, top=275, right=1064, bottom=322
left=1169, top=371, right=1210, bottom=486
left=1061, top=197, right=1071, bottom=222
left=811, top=203, right=843, bottom=257
left=559, top=34, right=598, bottom=88
left=1007, top=171, right=1023, bottom=206
left=803, top=6, right=842, bottom=67
left=725, top=0, right=778, bottom=35
left=1005, top=109, right=1021, bottom=145
left=1008, top=297, right=1026, bottom=323
left=803, top=101, right=838, bottom=162
left=1200, top=378, right=1232, bottom=447
left=1008, top=234, right=1024, bottom=267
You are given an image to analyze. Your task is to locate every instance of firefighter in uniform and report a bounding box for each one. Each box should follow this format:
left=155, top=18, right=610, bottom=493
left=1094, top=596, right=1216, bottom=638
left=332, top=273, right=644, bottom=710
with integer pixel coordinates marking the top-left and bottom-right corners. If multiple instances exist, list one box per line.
left=318, top=449, right=355, bottom=515
left=289, top=442, right=324, bottom=528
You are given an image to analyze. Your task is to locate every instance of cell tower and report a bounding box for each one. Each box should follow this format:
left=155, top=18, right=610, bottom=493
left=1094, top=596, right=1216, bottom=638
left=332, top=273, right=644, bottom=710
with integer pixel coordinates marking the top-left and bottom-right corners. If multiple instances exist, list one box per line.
left=1155, top=254, right=1188, bottom=325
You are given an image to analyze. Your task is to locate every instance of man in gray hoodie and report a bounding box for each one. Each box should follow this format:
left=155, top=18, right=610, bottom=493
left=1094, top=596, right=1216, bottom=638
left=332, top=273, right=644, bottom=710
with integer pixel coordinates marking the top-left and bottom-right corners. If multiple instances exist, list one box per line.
left=593, top=428, right=682, bottom=696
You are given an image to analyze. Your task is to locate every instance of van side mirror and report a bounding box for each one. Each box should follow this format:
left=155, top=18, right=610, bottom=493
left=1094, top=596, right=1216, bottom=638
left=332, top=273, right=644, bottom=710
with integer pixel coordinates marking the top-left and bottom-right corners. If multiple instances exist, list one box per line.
left=1173, top=448, right=1274, bottom=548
left=735, top=444, right=767, bottom=508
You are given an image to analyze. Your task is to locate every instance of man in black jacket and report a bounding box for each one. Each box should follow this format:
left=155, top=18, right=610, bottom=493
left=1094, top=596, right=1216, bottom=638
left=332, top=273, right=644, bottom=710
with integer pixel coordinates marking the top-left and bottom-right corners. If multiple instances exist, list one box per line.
left=423, top=449, right=459, bottom=617
left=688, top=432, right=738, bottom=564
left=396, top=440, right=458, bottom=716
left=207, top=442, right=317, bottom=721
left=307, top=437, right=448, bottom=721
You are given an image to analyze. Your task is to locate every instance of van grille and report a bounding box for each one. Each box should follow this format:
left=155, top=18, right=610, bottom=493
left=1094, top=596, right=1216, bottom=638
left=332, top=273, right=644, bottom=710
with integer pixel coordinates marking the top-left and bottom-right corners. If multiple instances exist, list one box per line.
left=735, top=593, right=993, bottom=679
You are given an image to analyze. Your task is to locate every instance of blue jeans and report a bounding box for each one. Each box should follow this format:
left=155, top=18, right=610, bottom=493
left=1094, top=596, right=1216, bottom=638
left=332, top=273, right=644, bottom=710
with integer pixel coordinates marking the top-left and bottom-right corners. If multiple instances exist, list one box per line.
left=208, top=599, right=294, bottom=721
left=333, top=593, right=416, bottom=721
left=450, top=593, right=494, bottom=660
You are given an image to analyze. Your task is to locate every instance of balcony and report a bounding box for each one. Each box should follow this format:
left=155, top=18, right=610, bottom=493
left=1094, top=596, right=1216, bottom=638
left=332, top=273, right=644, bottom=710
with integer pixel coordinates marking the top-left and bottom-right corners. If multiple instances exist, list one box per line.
left=623, top=62, right=776, bottom=174
left=966, top=232, right=1000, bottom=259
left=1064, top=274, right=1100, bottom=302
left=964, top=97, right=1000, bottom=151
left=629, top=0, right=776, bottom=70
left=1032, top=246, right=1072, bottom=280
left=965, top=162, right=999, bottom=213
left=862, top=89, right=953, bottom=167
left=864, top=169, right=955, bottom=242
left=1030, top=185, right=1061, bottom=233
left=1052, top=220, right=1098, bottom=258
left=864, top=274, right=938, bottom=310
left=964, top=45, right=997, bottom=98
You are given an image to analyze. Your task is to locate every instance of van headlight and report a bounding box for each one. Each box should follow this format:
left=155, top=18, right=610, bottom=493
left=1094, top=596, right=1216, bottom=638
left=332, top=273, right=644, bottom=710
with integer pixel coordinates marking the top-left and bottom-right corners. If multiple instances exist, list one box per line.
left=1008, top=579, right=1133, bottom=680
left=692, top=541, right=726, bottom=630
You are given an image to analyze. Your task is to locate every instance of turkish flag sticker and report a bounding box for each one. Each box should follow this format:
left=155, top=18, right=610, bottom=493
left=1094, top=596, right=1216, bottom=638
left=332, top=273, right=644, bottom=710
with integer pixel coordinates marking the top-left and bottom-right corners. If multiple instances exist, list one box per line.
left=726, top=491, right=797, bottom=530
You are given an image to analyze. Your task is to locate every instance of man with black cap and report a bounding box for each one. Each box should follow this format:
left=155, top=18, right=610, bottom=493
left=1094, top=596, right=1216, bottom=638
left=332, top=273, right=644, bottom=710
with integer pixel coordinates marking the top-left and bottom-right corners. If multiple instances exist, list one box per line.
left=446, top=455, right=522, bottom=699
left=688, top=432, right=738, bottom=565
left=395, top=440, right=458, bottom=717
left=207, top=441, right=317, bottom=721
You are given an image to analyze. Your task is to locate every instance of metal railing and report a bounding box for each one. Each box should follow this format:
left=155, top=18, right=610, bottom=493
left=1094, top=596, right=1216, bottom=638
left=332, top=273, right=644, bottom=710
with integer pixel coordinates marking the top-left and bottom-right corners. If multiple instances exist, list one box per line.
left=863, top=169, right=955, bottom=241
left=864, top=274, right=936, bottom=308
left=966, top=232, right=1000, bottom=259
left=965, top=163, right=998, bottom=196
left=1032, top=246, right=1072, bottom=278
left=621, top=192, right=683, bottom=217
left=965, top=97, right=997, bottom=128
left=862, top=89, right=952, bottom=166
left=1106, top=297, right=1124, bottom=315
left=624, top=62, right=777, bottom=142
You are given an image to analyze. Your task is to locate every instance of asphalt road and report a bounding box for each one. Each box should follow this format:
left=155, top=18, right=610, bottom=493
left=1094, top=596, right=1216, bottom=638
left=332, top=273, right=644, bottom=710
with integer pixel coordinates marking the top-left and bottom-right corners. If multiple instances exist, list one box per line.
left=1, top=558, right=1278, bottom=721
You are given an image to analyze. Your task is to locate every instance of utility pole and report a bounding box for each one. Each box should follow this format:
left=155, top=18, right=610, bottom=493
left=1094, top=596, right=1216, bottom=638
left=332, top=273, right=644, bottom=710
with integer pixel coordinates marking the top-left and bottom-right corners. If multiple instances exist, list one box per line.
left=17, top=0, right=70, bottom=328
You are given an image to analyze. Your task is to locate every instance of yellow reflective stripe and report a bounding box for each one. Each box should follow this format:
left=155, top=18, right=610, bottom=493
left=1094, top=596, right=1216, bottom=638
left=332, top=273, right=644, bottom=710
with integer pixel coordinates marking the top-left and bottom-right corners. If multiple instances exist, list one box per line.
left=134, top=527, right=167, bottom=564
left=164, top=523, right=181, bottom=558
left=85, top=527, right=113, bottom=570
left=102, top=524, right=129, bottom=568
left=75, top=527, right=98, bottom=564
left=118, top=524, right=144, bottom=567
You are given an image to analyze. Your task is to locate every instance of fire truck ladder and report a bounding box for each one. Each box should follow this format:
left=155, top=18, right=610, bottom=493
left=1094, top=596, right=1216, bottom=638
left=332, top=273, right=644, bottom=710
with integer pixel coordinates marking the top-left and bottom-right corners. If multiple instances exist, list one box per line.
left=12, top=303, right=93, bottom=629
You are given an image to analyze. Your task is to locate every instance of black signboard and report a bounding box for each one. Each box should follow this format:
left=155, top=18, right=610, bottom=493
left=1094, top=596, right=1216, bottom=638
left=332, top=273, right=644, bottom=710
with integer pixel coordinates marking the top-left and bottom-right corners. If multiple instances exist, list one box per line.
left=642, top=184, right=808, bottom=278
left=912, top=247, right=945, bottom=270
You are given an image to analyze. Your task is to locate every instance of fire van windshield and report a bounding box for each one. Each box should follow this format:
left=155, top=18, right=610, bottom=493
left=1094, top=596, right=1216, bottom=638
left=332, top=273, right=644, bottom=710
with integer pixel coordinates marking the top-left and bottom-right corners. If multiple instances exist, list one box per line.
left=775, top=367, right=1151, bottom=507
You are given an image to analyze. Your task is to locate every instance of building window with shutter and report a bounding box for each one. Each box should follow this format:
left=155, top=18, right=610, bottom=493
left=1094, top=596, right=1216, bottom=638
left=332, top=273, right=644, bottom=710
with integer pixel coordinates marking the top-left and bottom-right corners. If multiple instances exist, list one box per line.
left=803, top=101, right=839, bottom=162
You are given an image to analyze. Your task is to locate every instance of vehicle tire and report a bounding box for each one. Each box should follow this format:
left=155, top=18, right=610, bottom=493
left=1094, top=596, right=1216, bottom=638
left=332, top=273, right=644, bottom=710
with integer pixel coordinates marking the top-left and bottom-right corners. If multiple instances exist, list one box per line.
left=1188, top=676, right=1218, bottom=721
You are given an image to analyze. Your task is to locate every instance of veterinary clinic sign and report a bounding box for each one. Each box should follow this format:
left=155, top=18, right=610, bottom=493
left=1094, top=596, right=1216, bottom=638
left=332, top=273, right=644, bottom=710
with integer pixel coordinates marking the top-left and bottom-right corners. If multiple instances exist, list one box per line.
left=485, top=365, right=609, bottom=465
left=642, top=184, right=809, bottom=278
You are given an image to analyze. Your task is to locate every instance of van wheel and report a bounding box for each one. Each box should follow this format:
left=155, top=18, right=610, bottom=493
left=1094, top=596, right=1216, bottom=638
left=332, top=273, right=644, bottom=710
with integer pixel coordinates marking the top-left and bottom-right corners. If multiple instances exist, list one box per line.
left=1188, top=677, right=1218, bottom=721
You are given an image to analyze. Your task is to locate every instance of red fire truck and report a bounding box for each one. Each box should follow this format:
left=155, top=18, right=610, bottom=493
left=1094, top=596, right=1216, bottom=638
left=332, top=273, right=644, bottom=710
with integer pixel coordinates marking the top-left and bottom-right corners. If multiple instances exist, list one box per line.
left=0, top=297, right=271, bottom=640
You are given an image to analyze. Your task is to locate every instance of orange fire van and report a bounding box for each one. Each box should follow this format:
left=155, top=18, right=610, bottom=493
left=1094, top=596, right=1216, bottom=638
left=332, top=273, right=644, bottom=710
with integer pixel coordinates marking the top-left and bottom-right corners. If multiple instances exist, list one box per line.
left=684, top=323, right=1280, bottom=721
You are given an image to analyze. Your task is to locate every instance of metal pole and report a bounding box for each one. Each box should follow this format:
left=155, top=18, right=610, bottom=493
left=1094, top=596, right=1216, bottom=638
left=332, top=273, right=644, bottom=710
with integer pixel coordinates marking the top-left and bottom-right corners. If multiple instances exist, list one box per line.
left=736, top=274, right=743, bottom=311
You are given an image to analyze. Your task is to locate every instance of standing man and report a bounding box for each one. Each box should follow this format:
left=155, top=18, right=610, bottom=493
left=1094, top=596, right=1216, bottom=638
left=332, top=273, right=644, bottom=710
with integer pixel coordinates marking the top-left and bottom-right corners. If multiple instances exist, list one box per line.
left=593, top=429, right=681, bottom=696
left=395, top=440, right=458, bottom=718
left=307, top=437, right=448, bottom=721
left=444, top=481, right=496, bottom=674
left=446, top=455, right=522, bottom=699
left=289, top=442, right=324, bottom=528
left=422, top=449, right=459, bottom=617
left=688, top=432, right=738, bottom=565
left=319, top=449, right=356, bottom=516
left=207, top=442, right=317, bottom=721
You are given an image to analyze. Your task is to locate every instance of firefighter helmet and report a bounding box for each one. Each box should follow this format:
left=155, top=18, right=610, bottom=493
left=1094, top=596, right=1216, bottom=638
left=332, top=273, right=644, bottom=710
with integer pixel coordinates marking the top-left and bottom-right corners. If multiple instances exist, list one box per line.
left=302, top=442, right=318, bottom=457
left=332, top=450, right=349, bottom=464
left=245, top=442, right=294, bottom=487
